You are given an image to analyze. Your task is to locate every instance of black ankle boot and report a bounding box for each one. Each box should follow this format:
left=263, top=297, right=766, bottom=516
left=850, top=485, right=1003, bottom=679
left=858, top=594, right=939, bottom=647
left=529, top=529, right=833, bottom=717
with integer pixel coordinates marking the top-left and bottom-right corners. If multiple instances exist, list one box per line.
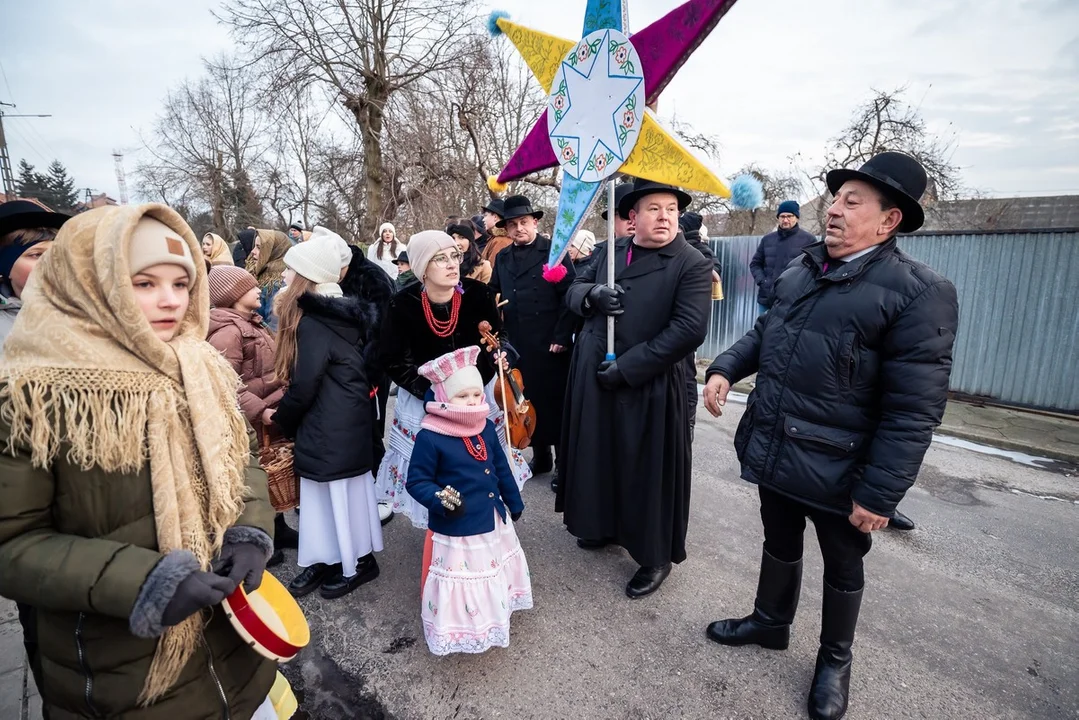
left=807, top=582, right=863, bottom=720
left=274, top=513, right=299, bottom=550
left=319, top=554, right=380, bottom=599
left=706, top=548, right=802, bottom=650
left=288, top=562, right=339, bottom=598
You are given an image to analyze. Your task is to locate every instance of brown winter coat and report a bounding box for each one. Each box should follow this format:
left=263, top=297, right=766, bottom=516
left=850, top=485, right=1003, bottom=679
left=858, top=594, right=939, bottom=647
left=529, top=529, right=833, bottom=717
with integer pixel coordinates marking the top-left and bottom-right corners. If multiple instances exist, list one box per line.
left=207, top=307, right=283, bottom=424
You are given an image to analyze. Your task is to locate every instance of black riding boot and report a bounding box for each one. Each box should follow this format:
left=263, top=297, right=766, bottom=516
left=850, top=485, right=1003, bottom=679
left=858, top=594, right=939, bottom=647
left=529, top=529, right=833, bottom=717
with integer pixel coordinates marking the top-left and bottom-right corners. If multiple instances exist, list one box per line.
left=706, top=548, right=802, bottom=650
left=807, top=582, right=863, bottom=720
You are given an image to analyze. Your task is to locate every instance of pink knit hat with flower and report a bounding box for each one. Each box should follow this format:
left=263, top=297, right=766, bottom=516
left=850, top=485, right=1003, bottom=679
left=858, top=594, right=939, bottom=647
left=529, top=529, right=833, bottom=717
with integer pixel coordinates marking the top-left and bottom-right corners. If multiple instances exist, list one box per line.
left=418, top=346, right=483, bottom=402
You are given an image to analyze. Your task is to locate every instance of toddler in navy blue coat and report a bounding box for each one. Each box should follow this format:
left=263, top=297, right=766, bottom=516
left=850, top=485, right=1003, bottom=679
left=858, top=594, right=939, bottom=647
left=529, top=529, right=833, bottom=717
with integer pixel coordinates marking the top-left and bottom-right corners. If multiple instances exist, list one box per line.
left=407, top=346, right=533, bottom=655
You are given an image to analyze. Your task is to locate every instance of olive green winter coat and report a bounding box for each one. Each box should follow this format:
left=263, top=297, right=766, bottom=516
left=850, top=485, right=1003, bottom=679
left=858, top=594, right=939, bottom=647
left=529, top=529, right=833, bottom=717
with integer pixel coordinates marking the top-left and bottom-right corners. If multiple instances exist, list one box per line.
left=0, top=419, right=277, bottom=719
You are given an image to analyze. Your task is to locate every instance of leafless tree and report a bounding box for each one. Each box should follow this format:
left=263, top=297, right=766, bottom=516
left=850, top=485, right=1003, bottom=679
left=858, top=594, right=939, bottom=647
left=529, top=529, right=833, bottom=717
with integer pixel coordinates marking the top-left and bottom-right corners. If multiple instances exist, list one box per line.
left=797, top=86, right=963, bottom=231
left=218, top=0, right=479, bottom=237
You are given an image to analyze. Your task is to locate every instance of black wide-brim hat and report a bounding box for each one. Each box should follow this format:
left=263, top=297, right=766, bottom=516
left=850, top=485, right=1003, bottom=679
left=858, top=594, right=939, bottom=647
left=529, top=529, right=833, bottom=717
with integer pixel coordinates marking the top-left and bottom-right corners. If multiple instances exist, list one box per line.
left=496, top=195, right=543, bottom=227
left=617, top=179, right=692, bottom=219
left=825, top=151, right=927, bottom=233
left=0, top=199, right=70, bottom=238
left=602, top=182, right=635, bottom=221
left=481, top=198, right=506, bottom=217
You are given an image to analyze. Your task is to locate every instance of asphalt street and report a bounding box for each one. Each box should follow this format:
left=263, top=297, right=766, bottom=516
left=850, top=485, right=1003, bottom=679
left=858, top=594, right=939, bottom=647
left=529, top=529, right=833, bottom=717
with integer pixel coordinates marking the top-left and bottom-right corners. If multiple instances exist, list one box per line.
left=273, top=398, right=1079, bottom=720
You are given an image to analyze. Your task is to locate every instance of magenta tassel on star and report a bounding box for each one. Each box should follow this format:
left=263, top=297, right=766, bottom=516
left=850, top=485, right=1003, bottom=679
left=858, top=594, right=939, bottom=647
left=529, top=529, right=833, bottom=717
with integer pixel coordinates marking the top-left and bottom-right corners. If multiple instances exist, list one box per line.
left=542, top=263, right=567, bottom=283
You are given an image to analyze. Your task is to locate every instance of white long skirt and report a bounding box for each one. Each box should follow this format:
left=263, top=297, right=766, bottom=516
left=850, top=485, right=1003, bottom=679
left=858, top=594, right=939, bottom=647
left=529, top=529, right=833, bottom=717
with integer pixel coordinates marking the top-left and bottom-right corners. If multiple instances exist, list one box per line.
left=374, top=380, right=532, bottom=529
left=297, top=471, right=383, bottom=577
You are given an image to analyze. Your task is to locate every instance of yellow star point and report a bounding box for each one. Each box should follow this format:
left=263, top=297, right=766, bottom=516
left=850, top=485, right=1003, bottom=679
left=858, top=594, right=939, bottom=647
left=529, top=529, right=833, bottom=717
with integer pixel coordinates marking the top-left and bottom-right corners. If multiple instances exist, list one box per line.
left=620, top=112, right=731, bottom=198
left=496, top=17, right=577, bottom=93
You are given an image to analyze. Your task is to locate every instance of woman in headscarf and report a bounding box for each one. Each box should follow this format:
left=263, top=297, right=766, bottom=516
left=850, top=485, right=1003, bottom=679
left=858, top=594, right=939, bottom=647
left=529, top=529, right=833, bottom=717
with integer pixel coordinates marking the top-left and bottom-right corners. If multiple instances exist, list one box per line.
left=247, top=228, right=290, bottom=331
left=367, top=222, right=406, bottom=279
left=232, top=227, right=258, bottom=266
left=375, top=230, right=531, bottom=528
left=201, top=231, right=235, bottom=267
left=0, top=203, right=277, bottom=718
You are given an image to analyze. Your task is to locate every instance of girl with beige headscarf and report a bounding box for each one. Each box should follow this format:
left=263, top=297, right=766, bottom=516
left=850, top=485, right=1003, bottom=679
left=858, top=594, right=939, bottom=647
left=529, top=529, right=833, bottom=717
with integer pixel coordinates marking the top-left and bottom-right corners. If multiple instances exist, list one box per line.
left=247, top=228, right=290, bottom=331
left=201, top=231, right=235, bottom=266
left=0, top=204, right=277, bottom=717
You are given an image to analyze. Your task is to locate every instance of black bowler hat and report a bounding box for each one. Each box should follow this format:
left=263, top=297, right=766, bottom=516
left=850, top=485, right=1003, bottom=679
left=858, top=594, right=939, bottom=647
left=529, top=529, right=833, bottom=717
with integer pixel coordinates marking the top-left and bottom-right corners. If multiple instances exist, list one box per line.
left=826, top=151, right=927, bottom=233
left=0, top=199, right=70, bottom=238
left=601, top=182, right=636, bottom=221
left=617, top=179, right=692, bottom=219
left=481, top=198, right=506, bottom=217
left=496, top=195, right=544, bottom=227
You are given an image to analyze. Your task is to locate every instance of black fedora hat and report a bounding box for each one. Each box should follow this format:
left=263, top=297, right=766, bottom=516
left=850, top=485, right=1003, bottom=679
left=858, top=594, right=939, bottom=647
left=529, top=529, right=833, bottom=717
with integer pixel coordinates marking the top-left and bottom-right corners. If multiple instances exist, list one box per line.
left=395, top=251, right=409, bottom=264
left=601, top=182, right=636, bottom=221
left=481, top=198, right=506, bottom=217
left=617, top=179, right=692, bottom=219
left=826, top=151, right=927, bottom=233
left=0, top=199, right=70, bottom=238
left=496, top=195, right=544, bottom=227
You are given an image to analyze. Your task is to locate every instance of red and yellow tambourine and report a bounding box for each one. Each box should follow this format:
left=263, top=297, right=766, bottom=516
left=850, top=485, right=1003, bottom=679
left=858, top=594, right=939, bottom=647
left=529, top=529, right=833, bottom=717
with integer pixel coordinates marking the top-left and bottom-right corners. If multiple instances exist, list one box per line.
left=223, top=572, right=310, bottom=662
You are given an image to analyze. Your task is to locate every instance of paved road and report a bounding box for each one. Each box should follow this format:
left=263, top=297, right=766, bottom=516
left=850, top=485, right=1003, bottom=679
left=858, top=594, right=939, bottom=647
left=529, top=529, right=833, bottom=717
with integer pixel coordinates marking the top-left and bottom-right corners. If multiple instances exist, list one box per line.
left=275, top=399, right=1079, bottom=720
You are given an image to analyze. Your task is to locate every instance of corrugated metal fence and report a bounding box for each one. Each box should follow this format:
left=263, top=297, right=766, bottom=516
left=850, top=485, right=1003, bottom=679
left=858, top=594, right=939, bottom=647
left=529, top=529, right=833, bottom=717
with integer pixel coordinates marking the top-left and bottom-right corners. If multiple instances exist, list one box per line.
left=701, top=232, right=1079, bottom=413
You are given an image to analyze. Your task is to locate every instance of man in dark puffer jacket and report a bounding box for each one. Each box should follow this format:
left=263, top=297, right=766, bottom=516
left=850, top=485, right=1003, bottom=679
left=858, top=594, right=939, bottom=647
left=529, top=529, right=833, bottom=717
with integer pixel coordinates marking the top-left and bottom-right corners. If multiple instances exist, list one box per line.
left=749, top=200, right=817, bottom=314
left=702, top=152, right=958, bottom=720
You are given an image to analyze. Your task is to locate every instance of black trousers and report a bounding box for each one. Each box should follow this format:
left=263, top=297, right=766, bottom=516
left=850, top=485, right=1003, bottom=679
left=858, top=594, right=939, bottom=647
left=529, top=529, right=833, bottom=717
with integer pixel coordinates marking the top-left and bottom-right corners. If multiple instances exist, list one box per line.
left=758, top=486, right=871, bottom=591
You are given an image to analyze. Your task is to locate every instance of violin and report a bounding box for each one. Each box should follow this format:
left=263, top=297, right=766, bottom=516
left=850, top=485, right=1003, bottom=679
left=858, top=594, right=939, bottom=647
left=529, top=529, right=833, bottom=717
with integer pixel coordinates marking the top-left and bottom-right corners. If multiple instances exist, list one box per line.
left=478, top=321, right=536, bottom=450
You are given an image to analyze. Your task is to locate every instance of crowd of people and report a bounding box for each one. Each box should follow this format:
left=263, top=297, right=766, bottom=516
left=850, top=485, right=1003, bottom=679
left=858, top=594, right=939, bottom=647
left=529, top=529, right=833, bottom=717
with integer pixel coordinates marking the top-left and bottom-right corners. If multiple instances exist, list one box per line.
left=0, top=150, right=958, bottom=720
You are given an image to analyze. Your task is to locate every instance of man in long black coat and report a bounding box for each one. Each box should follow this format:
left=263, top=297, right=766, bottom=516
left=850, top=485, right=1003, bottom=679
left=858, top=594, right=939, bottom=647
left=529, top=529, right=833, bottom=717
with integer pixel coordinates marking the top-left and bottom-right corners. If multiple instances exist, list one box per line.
left=490, top=195, right=576, bottom=478
left=703, top=152, right=959, bottom=720
left=556, top=180, right=712, bottom=599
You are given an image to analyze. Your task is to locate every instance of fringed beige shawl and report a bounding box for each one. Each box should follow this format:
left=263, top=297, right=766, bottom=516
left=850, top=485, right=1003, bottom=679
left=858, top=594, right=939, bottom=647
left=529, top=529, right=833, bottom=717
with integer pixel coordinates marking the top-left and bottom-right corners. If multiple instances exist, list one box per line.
left=0, top=204, right=250, bottom=704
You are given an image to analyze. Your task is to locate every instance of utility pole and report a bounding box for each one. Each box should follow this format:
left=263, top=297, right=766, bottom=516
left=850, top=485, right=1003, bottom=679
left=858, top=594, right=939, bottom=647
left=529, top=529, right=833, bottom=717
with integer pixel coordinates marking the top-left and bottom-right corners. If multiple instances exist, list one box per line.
left=113, top=150, right=129, bottom=204
left=0, top=101, right=52, bottom=198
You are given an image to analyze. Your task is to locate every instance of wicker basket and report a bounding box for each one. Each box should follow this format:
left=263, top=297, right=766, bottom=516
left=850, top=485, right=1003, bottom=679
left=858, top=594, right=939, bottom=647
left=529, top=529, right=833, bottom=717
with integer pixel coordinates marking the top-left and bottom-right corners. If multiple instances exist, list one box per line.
left=259, top=427, right=299, bottom=512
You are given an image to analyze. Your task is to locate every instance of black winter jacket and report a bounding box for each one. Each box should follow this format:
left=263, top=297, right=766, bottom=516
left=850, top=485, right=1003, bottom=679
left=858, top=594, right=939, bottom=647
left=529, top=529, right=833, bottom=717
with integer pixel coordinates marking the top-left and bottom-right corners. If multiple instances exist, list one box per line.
left=750, top=225, right=817, bottom=306
left=707, top=238, right=959, bottom=517
left=273, top=292, right=378, bottom=482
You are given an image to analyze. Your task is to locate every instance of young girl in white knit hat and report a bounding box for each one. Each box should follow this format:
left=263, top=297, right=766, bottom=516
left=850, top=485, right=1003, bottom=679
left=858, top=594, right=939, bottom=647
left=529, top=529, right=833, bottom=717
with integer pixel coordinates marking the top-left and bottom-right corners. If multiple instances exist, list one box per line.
left=407, top=346, right=532, bottom=655
left=268, top=235, right=385, bottom=599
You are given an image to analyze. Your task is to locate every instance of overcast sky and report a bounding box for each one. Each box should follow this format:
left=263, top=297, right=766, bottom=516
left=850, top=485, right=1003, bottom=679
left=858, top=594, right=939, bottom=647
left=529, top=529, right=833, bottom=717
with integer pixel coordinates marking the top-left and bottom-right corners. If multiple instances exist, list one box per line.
left=3, top=0, right=1077, bottom=203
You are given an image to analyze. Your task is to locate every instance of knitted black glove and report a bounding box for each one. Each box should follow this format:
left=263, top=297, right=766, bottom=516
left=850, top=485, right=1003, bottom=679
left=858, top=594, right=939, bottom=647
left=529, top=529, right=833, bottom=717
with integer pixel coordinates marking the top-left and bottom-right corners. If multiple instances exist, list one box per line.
left=161, top=571, right=237, bottom=628
left=586, top=284, right=625, bottom=316
left=214, top=542, right=269, bottom=594
left=511, top=510, right=523, bottom=522
left=597, top=359, right=627, bottom=390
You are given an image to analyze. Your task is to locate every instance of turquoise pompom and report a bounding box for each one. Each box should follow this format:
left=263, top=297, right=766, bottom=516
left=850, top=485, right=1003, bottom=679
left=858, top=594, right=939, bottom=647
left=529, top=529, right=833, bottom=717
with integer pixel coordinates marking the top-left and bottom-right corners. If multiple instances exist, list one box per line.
left=730, top=174, right=764, bottom=210
left=487, top=10, right=510, bottom=36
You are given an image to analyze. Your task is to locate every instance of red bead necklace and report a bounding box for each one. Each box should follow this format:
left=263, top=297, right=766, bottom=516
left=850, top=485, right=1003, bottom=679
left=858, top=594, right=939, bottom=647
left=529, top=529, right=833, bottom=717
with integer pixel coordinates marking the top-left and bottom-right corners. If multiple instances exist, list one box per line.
left=421, top=289, right=461, bottom=338
left=463, top=434, right=488, bottom=461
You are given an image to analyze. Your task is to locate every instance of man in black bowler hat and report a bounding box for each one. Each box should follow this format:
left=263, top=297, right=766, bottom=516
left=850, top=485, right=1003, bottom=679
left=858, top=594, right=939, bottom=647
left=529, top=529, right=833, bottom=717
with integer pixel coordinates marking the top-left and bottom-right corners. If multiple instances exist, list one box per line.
left=489, top=195, right=576, bottom=482
left=702, top=152, right=959, bottom=720
left=557, top=178, right=712, bottom=599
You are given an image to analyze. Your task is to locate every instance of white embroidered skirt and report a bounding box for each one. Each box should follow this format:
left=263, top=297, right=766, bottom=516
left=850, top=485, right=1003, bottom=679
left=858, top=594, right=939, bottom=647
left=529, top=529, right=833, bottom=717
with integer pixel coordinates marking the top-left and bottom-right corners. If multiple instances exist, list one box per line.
left=420, top=510, right=533, bottom=656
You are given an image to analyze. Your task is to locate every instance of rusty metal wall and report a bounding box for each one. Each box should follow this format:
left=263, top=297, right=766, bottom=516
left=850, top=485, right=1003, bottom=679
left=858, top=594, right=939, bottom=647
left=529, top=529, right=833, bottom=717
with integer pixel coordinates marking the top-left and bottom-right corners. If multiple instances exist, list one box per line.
left=701, top=231, right=1079, bottom=412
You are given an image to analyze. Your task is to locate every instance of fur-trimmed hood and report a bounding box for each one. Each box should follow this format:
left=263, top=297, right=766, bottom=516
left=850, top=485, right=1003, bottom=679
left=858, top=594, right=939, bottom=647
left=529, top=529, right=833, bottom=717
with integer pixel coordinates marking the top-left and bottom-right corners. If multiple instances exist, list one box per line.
left=298, top=291, right=379, bottom=347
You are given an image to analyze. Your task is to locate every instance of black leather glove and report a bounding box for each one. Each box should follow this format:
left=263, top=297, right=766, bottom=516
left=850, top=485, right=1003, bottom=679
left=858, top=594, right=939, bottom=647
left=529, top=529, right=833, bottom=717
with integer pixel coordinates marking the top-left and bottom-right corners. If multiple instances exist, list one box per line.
left=586, top=284, right=625, bottom=316
left=213, top=542, right=269, bottom=594
left=597, top=360, right=627, bottom=390
left=161, top=571, right=238, bottom=628
left=511, top=510, right=523, bottom=522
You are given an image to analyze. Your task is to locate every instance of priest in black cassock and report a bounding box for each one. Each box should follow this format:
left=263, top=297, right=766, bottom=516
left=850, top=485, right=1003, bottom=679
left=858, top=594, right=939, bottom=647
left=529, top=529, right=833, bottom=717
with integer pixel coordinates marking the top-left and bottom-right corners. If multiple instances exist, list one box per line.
left=490, top=195, right=577, bottom=483
left=556, top=179, right=713, bottom=598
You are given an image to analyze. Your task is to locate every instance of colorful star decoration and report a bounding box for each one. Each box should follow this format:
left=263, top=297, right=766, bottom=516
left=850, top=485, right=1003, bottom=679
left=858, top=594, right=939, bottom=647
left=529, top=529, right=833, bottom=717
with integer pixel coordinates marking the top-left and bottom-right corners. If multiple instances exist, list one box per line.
left=488, top=0, right=740, bottom=279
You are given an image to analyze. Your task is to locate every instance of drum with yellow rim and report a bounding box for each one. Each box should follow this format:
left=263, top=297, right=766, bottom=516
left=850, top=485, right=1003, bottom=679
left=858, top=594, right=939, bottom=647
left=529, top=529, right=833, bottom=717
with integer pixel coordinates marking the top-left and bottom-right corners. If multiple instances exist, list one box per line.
left=222, top=571, right=310, bottom=662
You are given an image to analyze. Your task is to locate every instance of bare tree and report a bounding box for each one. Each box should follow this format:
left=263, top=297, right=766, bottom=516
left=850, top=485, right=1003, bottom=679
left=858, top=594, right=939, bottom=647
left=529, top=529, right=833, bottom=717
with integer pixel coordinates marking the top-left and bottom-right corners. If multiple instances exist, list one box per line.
left=134, top=55, right=270, bottom=236
left=797, top=86, right=963, bottom=231
left=219, top=0, right=479, bottom=237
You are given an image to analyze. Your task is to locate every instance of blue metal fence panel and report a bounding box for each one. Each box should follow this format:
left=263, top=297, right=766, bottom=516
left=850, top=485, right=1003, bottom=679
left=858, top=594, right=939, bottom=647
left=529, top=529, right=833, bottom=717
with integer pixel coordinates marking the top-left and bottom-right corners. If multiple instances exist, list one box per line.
left=702, top=232, right=1079, bottom=412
